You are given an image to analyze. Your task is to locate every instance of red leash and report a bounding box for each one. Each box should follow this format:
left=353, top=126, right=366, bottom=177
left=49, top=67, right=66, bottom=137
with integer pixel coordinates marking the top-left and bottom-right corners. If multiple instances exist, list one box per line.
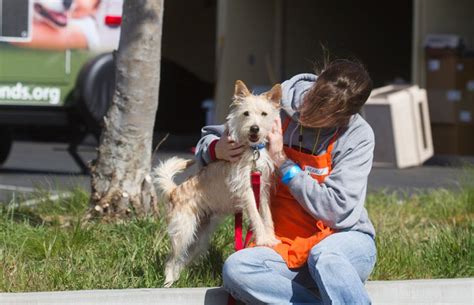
left=234, top=171, right=261, bottom=251
left=228, top=169, right=261, bottom=304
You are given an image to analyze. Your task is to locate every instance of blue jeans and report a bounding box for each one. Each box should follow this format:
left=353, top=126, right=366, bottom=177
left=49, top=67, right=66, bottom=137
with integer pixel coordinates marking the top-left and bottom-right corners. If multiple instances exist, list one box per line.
left=222, top=231, right=377, bottom=305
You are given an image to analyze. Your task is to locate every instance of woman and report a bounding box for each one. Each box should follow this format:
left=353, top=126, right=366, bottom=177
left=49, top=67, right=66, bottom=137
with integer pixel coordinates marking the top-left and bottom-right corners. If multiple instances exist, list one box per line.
left=196, top=59, right=376, bottom=304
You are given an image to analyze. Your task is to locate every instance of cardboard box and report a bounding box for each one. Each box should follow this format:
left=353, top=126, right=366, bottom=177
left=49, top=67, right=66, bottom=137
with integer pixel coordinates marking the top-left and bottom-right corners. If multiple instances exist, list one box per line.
left=427, top=89, right=462, bottom=123
left=431, top=123, right=474, bottom=155
left=457, top=57, right=474, bottom=92
left=458, top=95, right=474, bottom=124
left=427, top=89, right=474, bottom=124
left=425, top=51, right=462, bottom=89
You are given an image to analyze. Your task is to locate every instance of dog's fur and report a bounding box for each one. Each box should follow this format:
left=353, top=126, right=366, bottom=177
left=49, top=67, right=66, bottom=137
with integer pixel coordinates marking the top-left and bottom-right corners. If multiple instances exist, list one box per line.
left=153, top=80, right=281, bottom=287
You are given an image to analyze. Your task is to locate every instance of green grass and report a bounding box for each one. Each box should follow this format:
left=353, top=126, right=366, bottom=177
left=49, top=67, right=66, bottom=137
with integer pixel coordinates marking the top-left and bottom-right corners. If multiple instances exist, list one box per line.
left=367, top=188, right=473, bottom=279
left=1, top=180, right=473, bottom=292
left=0, top=188, right=235, bottom=291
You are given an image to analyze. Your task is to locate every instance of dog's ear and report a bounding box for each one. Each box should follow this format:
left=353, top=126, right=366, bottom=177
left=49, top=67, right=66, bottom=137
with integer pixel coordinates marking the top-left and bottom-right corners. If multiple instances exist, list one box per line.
left=264, top=84, right=282, bottom=107
left=234, top=80, right=251, bottom=99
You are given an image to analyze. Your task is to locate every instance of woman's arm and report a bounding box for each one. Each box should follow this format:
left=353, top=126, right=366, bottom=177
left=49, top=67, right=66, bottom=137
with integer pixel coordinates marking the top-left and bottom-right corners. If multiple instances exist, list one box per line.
left=269, top=118, right=375, bottom=230
left=195, top=125, right=224, bottom=166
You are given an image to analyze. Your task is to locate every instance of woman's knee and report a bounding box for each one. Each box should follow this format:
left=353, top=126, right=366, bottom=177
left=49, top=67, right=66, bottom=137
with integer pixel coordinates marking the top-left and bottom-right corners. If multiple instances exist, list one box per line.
left=307, top=231, right=372, bottom=266
left=222, top=251, right=245, bottom=285
left=222, top=247, right=269, bottom=287
left=309, top=241, right=339, bottom=259
left=308, top=246, right=343, bottom=267
left=307, top=234, right=377, bottom=283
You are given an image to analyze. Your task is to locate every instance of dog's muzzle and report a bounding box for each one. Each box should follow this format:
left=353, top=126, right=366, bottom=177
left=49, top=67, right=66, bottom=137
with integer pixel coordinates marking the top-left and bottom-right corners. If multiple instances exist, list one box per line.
left=250, top=125, right=259, bottom=134
left=249, top=125, right=260, bottom=142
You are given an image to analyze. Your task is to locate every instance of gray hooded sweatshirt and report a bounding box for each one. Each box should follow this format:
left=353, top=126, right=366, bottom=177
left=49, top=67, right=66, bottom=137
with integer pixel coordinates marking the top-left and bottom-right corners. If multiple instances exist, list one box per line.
left=195, top=73, right=376, bottom=238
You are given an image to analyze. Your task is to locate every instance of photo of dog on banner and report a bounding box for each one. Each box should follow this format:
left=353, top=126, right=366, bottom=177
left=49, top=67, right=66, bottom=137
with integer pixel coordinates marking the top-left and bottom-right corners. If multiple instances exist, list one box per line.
left=16, top=0, right=119, bottom=51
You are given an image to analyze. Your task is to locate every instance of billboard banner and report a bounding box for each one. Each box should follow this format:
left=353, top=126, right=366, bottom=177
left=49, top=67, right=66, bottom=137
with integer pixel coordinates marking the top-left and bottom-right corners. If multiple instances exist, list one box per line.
left=0, top=0, right=121, bottom=51
left=0, top=0, right=122, bottom=106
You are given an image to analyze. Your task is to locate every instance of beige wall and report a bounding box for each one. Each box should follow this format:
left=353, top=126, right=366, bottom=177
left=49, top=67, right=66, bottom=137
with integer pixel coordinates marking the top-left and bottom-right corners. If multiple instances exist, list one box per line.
left=215, top=0, right=279, bottom=123
left=413, top=0, right=474, bottom=86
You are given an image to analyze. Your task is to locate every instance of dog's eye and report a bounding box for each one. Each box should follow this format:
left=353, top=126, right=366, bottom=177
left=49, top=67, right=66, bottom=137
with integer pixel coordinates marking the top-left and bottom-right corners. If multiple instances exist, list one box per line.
left=261, top=112, right=268, bottom=116
left=243, top=111, right=249, bottom=116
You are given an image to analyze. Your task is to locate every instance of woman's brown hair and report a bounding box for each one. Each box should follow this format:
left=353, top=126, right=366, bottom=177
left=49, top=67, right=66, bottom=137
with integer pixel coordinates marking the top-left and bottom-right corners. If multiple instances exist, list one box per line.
left=299, top=59, right=373, bottom=128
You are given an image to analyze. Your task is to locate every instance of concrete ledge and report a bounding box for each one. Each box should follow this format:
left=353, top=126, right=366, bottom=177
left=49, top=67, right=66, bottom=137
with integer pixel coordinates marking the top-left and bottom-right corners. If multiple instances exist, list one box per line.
left=365, top=278, right=473, bottom=305
left=1, top=278, right=472, bottom=305
left=0, top=287, right=228, bottom=305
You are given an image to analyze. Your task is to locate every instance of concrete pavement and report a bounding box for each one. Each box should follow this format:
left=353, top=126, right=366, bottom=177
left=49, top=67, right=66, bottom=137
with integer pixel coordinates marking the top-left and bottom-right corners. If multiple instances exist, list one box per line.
left=1, top=278, right=472, bottom=305
left=0, top=141, right=197, bottom=203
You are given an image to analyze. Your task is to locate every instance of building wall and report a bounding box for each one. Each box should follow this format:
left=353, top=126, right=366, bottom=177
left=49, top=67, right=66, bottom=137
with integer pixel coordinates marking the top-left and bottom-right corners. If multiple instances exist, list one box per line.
left=283, top=1, right=412, bottom=86
left=215, top=0, right=278, bottom=123
left=413, top=0, right=474, bottom=86
left=161, top=0, right=216, bottom=83
left=215, top=0, right=413, bottom=122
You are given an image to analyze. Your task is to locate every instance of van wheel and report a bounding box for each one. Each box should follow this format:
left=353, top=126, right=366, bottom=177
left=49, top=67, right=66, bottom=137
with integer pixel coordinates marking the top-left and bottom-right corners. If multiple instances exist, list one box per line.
left=0, top=128, right=12, bottom=165
left=74, top=53, right=115, bottom=138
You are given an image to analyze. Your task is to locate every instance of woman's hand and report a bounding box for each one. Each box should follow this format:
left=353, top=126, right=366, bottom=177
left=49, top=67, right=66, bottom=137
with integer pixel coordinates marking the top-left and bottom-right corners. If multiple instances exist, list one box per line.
left=267, top=117, right=288, bottom=168
left=215, top=131, right=245, bottom=162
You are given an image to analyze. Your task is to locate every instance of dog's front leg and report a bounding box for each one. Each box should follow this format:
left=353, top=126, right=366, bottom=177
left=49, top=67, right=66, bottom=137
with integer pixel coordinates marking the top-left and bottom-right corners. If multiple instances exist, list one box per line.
left=242, top=189, right=280, bottom=247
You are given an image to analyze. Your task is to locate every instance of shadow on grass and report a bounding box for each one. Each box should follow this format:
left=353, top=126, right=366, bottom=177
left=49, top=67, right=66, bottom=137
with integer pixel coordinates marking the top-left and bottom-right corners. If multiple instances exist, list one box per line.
left=6, top=208, right=45, bottom=226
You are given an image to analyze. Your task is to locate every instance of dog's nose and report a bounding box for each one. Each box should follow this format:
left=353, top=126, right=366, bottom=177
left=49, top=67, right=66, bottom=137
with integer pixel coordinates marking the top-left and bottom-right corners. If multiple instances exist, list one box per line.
left=63, top=0, right=73, bottom=10
left=250, top=125, right=259, bottom=134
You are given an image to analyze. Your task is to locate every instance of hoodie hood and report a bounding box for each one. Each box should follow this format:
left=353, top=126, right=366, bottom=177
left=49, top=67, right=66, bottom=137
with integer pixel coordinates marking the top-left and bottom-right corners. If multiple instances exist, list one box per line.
left=281, top=73, right=318, bottom=119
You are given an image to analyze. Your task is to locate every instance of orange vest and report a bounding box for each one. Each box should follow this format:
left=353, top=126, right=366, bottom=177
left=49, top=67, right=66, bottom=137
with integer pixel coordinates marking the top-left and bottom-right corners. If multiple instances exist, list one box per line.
left=271, top=118, right=336, bottom=268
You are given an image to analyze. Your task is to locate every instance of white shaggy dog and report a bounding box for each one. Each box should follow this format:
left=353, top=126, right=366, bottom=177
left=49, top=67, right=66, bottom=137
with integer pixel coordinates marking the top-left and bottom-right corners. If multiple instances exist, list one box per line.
left=153, top=80, right=281, bottom=287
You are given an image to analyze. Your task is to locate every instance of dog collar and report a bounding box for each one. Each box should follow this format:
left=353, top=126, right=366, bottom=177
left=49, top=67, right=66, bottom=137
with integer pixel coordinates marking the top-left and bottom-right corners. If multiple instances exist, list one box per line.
left=250, top=143, right=266, bottom=150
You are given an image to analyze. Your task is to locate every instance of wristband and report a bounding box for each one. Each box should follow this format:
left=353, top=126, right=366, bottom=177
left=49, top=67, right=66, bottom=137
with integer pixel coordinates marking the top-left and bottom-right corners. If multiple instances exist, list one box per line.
left=281, top=165, right=302, bottom=185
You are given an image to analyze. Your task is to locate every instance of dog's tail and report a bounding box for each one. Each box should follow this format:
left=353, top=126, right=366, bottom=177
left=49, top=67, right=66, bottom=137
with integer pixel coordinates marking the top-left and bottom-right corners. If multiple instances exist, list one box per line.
left=153, top=157, right=194, bottom=199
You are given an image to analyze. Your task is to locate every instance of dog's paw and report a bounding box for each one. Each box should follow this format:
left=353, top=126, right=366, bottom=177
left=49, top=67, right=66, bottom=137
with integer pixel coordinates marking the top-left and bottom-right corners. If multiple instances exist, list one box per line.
left=164, top=263, right=178, bottom=288
left=256, top=236, right=281, bottom=247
